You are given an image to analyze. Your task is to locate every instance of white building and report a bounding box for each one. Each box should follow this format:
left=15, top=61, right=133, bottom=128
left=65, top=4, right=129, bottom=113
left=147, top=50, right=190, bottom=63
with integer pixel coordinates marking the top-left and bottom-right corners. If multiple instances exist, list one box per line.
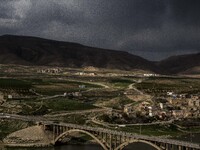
left=8, top=95, right=12, bottom=99
left=143, top=74, right=158, bottom=77
left=159, top=103, right=164, bottom=109
left=167, top=92, right=174, bottom=96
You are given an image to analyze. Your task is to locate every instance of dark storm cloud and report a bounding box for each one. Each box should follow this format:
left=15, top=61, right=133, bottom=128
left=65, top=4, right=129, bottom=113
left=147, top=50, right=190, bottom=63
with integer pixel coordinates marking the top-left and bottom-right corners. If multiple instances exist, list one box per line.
left=169, top=0, right=200, bottom=26
left=0, top=0, right=200, bottom=60
left=116, top=0, right=200, bottom=60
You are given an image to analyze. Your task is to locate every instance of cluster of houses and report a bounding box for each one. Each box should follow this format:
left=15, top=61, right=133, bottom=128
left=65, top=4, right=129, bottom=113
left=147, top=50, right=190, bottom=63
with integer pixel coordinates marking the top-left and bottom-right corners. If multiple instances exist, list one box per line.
left=143, top=74, right=159, bottom=77
left=75, top=72, right=96, bottom=76
left=64, top=92, right=82, bottom=98
left=1, top=93, right=32, bottom=100
left=123, top=93, right=200, bottom=121
left=0, top=91, right=19, bottom=100
left=37, top=68, right=62, bottom=74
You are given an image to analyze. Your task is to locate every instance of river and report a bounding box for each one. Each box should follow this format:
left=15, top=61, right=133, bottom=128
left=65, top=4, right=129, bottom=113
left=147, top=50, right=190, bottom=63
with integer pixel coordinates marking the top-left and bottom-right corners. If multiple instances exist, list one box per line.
left=2, top=143, right=156, bottom=150
left=1, top=133, right=200, bottom=150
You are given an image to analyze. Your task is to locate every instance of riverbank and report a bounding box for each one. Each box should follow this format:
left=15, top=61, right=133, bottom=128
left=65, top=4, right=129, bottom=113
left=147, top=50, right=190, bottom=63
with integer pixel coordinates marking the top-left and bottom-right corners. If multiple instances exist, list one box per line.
left=2, top=143, right=51, bottom=148
left=2, top=140, right=98, bottom=148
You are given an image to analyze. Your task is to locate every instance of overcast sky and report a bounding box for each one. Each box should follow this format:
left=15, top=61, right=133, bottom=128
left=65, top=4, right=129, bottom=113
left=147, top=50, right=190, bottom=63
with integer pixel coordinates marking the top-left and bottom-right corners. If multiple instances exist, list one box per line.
left=1, top=0, right=200, bottom=60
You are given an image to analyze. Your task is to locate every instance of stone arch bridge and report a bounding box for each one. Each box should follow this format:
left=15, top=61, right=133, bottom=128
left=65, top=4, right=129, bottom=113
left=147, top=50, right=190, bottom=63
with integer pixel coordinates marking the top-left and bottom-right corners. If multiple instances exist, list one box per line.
left=42, top=122, right=200, bottom=150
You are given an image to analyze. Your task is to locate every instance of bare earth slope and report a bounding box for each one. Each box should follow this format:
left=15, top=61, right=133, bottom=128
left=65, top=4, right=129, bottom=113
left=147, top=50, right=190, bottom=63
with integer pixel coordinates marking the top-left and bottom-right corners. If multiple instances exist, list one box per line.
left=3, top=125, right=52, bottom=146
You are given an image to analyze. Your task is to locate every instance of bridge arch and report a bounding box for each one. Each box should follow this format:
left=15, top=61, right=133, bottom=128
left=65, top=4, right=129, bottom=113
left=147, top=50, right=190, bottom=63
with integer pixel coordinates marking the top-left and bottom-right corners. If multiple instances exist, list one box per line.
left=54, top=129, right=108, bottom=150
left=114, top=139, right=162, bottom=150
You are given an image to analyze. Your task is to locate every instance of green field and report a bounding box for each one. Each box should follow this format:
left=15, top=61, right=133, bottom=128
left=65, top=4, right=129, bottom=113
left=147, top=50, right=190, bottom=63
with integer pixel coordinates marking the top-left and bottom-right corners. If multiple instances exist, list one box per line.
left=0, top=78, right=31, bottom=89
left=109, top=78, right=134, bottom=88
left=120, top=124, right=183, bottom=137
left=135, top=77, right=200, bottom=95
left=18, top=98, right=96, bottom=115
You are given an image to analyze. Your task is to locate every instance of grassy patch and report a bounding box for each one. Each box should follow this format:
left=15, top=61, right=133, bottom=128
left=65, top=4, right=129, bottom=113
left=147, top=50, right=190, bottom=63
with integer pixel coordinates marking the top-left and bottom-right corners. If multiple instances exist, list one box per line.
left=0, top=78, right=31, bottom=89
left=33, top=79, right=102, bottom=96
left=120, top=124, right=183, bottom=137
left=109, top=78, right=134, bottom=88
left=50, top=80, right=103, bottom=88
left=62, top=114, right=87, bottom=124
left=45, top=98, right=96, bottom=112
left=18, top=98, right=96, bottom=115
left=107, top=96, right=133, bottom=109
left=135, top=77, right=200, bottom=95
left=18, top=102, right=49, bottom=116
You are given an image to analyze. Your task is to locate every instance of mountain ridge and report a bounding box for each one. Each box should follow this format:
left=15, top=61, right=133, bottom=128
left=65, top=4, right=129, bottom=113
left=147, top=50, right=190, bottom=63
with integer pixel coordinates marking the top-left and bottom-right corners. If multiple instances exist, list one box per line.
left=157, top=53, right=200, bottom=74
left=0, top=34, right=158, bottom=72
left=0, top=34, right=200, bottom=75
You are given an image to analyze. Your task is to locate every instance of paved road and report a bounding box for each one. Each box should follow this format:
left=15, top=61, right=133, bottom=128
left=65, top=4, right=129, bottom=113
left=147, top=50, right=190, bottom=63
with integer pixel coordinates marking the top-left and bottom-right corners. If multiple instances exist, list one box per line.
left=0, top=113, right=45, bottom=122
left=40, top=94, right=65, bottom=100
left=0, top=108, right=110, bottom=121
left=91, top=115, right=175, bottom=127
left=44, top=108, right=111, bottom=117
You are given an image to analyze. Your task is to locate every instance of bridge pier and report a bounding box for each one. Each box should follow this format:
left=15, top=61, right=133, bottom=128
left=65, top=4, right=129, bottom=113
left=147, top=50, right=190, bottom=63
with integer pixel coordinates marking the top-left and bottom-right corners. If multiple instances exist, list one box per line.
left=114, top=135, right=117, bottom=149
left=53, top=125, right=55, bottom=141
left=109, top=134, right=113, bottom=150
left=171, top=144, right=175, bottom=150
left=178, top=145, right=182, bottom=150
left=165, top=143, right=176, bottom=150
left=165, top=143, right=170, bottom=150
left=159, top=142, right=166, bottom=150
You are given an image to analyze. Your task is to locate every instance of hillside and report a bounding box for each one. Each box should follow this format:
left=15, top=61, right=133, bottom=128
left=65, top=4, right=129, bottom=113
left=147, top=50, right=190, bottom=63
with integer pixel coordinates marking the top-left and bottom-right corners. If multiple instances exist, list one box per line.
left=0, top=35, right=200, bottom=75
left=0, top=35, right=157, bottom=72
left=157, top=53, right=200, bottom=74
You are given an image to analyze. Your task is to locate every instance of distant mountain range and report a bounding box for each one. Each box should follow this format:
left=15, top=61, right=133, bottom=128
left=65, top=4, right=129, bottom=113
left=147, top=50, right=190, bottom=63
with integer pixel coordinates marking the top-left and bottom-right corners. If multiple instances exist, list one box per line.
left=157, top=53, right=200, bottom=74
left=0, top=35, right=199, bottom=75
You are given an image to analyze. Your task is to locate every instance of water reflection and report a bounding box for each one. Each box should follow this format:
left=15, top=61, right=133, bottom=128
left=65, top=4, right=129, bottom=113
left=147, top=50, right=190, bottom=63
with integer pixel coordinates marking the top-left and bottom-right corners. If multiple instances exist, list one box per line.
left=2, top=145, right=103, bottom=150
left=2, top=133, right=199, bottom=150
left=2, top=143, right=156, bottom=150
